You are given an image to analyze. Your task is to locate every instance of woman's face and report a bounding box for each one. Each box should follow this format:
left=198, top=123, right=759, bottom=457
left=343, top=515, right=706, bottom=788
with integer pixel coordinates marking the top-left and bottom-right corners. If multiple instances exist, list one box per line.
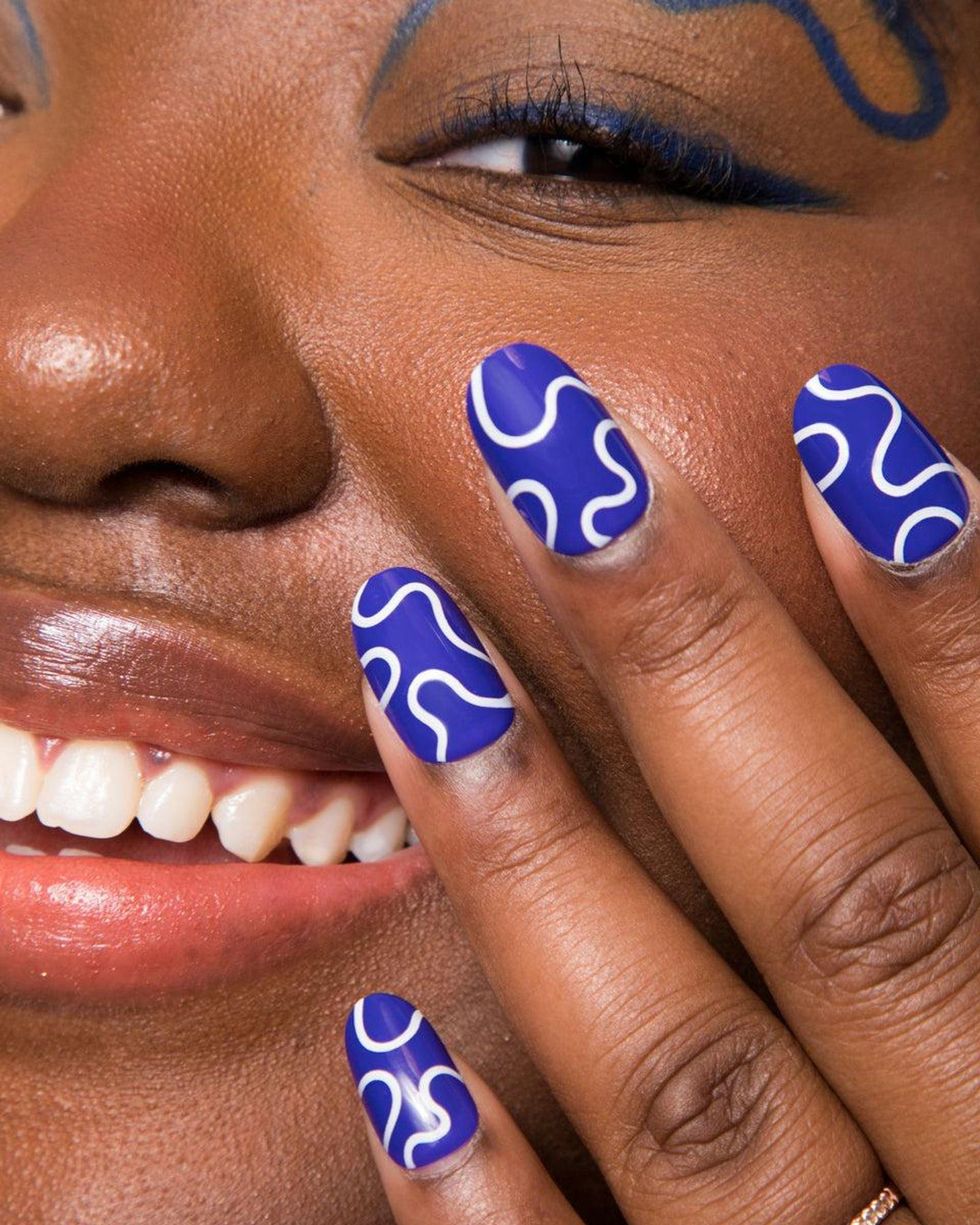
left=0, top=1, right=976, bottom=1220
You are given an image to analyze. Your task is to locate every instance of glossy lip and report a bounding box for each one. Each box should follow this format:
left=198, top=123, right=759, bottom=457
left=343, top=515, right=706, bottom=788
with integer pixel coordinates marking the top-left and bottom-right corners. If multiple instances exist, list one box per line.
left=0, top=581, right=430, bottom=1002
left=0, top=580, right=380, bottom=770
left=0, top=848, right=430, bottom=1001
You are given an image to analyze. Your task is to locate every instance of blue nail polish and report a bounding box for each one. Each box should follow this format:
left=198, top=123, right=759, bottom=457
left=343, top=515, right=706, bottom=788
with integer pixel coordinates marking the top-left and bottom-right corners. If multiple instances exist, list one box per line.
left=351, top=567, right=514, bottom=764
left=467, top=343, right=650, bottom=556
left=345, top=993, right=479, bottom=1170
left=794, top=364, right=968, bottom=564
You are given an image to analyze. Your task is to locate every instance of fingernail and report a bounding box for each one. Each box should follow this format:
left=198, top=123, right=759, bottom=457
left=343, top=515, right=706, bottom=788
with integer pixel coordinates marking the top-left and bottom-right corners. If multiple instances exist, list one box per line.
left=467, top=343, right=650, bottom=556
left=794, top=364, right=968, bottom=564
left=345, top=993, right=479, bottom=1170
left=351, top=567, right=514, bottom=764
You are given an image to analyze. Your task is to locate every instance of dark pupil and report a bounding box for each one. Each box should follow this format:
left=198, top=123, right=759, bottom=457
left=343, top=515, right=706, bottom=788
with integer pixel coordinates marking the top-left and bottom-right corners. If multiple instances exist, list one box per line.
left=522, top=137, right=637, bottom=183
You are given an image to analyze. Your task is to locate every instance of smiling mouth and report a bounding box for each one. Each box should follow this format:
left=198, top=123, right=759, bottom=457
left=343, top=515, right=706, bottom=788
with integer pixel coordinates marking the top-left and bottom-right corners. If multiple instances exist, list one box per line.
left=0, top=724, right=411, bottom=866
left=0, top=582, right=431, bottom=1002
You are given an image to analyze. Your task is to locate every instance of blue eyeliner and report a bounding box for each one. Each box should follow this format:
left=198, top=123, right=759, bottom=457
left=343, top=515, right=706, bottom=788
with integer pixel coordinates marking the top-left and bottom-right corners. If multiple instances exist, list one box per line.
left=7, top=0, right=48, bottom=106
left=440, top=99, right=830, bottom=208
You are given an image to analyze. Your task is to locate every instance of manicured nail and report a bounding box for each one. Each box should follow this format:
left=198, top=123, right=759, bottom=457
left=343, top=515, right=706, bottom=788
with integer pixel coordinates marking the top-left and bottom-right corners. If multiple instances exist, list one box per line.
left=467, top=343, right=650, bottom=556
left=351, top=567, right=514, bottom=764
left=346, top=993, right=479, bottom=1170
left=794, top=364, right=968, bottom=564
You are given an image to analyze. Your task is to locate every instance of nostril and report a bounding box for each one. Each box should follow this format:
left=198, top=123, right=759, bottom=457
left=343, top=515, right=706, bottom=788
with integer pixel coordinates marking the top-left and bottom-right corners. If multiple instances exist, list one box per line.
left=96, top=460, right=230, bottom=524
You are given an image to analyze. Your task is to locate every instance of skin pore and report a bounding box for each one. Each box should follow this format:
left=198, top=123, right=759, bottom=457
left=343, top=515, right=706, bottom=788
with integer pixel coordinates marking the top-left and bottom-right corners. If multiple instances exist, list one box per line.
left=0, top=1, right=976, bottom=1221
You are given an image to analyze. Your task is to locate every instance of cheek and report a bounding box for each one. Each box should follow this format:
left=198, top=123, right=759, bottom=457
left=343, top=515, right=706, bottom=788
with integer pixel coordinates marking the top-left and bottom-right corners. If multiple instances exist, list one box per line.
left=307, top=198, right=968, bottom=843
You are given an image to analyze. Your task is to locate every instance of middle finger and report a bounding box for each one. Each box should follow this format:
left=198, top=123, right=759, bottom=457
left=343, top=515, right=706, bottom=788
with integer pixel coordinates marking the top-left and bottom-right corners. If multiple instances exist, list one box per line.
left=467, top=343, right=980, bottom=1222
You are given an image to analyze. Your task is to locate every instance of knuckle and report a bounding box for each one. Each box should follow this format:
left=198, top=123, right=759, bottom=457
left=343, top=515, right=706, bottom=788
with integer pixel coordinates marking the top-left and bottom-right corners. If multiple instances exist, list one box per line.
left=461, top=769, right=593, bottom=904
left=902, top=576, right=980, bottom=699
left=789, top=826, right=980, bottom=1003
left=605, top=562, right=764, bottom=693
left=612, top=1006, right=806, bottom=1190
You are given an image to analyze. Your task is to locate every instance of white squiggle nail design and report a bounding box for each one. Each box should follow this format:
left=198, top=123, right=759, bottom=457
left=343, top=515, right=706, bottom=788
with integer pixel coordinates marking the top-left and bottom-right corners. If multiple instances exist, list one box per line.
left=467, top=344, right=649, bottom=555
left=352, top=569, right=514, bottom=764
left=793, top=365, right=968, bottom=565
left=346, top=993, right=480, bottom=1171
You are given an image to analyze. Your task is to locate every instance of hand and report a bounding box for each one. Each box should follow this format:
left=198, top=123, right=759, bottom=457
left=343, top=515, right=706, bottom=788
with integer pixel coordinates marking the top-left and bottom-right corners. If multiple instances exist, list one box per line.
left=344, top=347, right=979, bottom=1224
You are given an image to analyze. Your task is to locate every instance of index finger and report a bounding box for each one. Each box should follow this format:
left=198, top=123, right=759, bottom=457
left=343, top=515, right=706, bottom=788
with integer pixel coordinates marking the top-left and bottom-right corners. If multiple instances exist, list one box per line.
left=351, top=569, right=881, bottom=1225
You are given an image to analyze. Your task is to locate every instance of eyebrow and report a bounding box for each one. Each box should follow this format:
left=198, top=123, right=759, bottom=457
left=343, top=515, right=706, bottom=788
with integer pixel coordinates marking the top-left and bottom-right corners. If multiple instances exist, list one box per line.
left=6, top=0, right=49, bottom=105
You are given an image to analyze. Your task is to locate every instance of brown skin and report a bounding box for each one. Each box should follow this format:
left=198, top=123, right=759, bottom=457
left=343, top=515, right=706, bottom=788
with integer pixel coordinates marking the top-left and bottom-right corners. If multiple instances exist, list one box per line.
left=0, top=1, right=976, bottom=1221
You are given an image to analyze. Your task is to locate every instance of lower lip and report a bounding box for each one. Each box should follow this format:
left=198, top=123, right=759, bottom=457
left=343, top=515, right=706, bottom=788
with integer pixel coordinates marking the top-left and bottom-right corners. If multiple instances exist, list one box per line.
left=0, top=848, right=431, bottom=1001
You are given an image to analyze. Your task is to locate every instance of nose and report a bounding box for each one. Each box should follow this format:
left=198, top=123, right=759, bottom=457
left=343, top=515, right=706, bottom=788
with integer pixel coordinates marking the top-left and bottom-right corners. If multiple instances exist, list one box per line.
left=0, top=156, right=331, bottom=528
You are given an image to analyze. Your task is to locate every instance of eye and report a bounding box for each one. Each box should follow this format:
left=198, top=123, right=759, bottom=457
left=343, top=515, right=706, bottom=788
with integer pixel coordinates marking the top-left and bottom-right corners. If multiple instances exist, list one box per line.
left=435, top=135, right=643, bottom=185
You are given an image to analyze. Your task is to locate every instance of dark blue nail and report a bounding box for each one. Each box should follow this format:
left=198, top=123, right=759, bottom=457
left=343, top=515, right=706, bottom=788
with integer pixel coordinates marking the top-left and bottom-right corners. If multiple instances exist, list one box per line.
left=351, top=567, right=514, bottom=764
left=467, top=343, right=650, bottom=556
left=345, top=993, right=479, bottom=1170
left=794, top=364, right=968, bottom=564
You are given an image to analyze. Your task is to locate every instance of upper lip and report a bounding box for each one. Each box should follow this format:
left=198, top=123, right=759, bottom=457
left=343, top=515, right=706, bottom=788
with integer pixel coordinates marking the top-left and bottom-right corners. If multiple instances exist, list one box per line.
left=0, top=579, right=378, bottom=771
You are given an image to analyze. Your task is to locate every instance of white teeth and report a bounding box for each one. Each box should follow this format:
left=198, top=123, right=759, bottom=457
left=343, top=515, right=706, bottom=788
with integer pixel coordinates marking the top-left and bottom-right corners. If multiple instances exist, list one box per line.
left=36, top=740, right=142, bottom=839
left=58, top=847, right=102, bottom=857
left=348, top=805, right=407, bottom=863
left=406, top=823, right=419, bottom=847
left=289, top=795, right=356, bottom=867
left=211, top=775, right=291, bottom=863
left=0, top=724, right=44, bottom=822
left=0, top=720, right=409, bottom=864
left=137, top=762, right=213, bottom=843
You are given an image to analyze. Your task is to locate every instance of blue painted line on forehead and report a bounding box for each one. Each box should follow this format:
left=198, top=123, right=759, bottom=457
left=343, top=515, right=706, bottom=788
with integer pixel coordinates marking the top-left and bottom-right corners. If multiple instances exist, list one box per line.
left=645, top=0, right=946, bottom=139
left=371, top=0, right=946, bottom=141
left=370, top=0, right=446, bottom=104
left=7, top=0, right=49, bottom=105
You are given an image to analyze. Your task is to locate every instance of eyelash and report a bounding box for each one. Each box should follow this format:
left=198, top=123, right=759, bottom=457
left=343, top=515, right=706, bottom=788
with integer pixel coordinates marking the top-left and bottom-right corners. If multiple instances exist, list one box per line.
left=425, top=69, right=828, bottom=210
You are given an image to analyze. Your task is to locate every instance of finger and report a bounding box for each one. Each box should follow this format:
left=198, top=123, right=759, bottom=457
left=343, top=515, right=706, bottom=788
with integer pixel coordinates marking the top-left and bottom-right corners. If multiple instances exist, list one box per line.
left=351, top=569, right=884, bottom=1225
left=345, top=993, right=583, bottom=1225
left=466, top=344, right=980, bottom=1222
left=794, top=367, right=979, bottom=853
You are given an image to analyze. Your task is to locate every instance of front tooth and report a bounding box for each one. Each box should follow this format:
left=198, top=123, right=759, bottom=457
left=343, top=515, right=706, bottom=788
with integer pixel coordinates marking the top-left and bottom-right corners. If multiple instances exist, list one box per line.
left=348, top=805, right=407, bottom=863
left=36, top=740, right=141, bottom=838
left=0, top=724, right=43, bottom=822
left=6, top=843, right=45, bottom=856
left=289, top=795, right=356, bottom=867
left=211, top=776, right=291, bottom=863
left=58, top=847, right=102, bottom=858
left=137, top=762, right=213, bottom=843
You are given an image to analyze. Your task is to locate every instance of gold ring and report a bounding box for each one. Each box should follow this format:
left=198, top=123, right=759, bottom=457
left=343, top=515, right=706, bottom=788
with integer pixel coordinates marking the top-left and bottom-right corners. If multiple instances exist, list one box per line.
left=849, top=1187, right=901, bottom=1225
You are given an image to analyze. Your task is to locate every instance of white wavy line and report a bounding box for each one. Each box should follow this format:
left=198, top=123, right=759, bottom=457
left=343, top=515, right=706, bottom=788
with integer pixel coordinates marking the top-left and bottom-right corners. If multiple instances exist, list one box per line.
left=507, top=478, right=558, bottom=549
left=892, top=505, right=964, bottom=564
left=793, top=421, right=850, bottom=491
left=402, top=1065, right=465, bottom=1170
left=804, top=375, right=955, bottom=497
left=352, top=580, right=490, bottom=663
left=358, top=647, right=401, bottom=709
left=353, top=998, right=424, bottom=1052
left=470, top=364, right=594, bottom=449
left=580, top=420, right=639, bottom=548
left=407, top=669, right=514, bottom=764
left=357, top=1069, right=402, bottom=1153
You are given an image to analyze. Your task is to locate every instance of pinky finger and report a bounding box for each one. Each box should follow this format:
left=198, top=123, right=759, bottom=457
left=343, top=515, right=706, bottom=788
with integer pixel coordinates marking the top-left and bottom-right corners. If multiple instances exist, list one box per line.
left=345, top=993, right=584, bottom=1225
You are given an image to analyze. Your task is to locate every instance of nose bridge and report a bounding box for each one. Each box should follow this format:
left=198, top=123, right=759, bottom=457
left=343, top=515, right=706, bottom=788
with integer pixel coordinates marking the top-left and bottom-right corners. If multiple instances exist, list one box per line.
left=0, top=117, right=332, bottom=526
